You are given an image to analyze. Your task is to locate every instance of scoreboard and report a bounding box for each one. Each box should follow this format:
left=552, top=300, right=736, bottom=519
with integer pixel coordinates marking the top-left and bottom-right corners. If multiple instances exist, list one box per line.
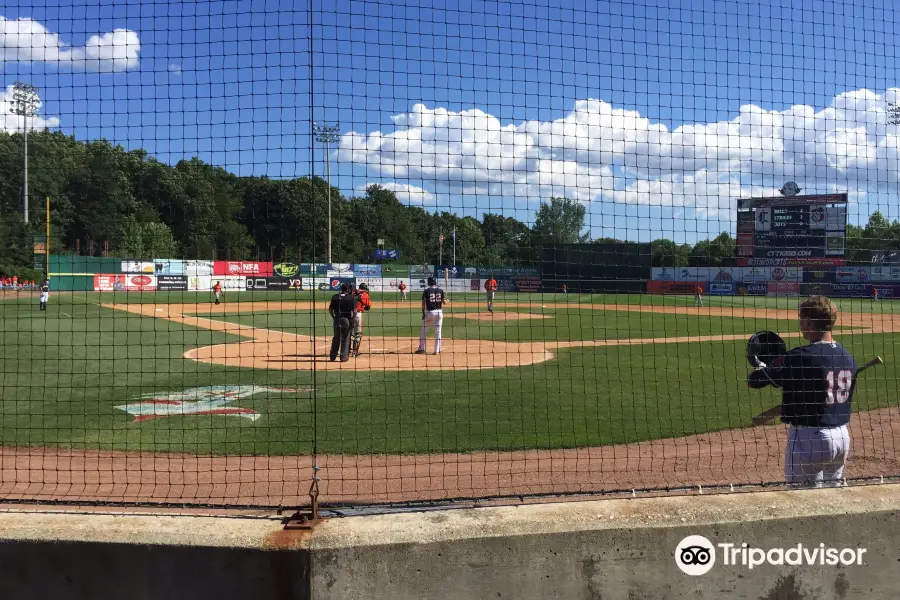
left=736, top=193, right=848, bottom=266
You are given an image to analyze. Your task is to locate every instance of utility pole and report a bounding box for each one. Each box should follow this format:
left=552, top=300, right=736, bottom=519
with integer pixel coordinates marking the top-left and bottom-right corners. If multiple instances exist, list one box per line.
left=314, top=122, right=340, bottom=264
left=9, top=82, right=41, bottom=225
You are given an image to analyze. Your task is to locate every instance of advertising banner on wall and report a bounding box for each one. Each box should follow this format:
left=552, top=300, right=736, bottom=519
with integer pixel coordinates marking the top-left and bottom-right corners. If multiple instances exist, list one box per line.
left=651, top=267, right=678, bottom=281
left=184, top=260, right=214, bottom=276
left=707, top=282, right=735, bottom=295
left=869, top=266, right=897, bottom=282
left=188, top=275, right=212, bottom=291
left=273, top=263, right=300, bottom=278
left=832, top=283, right=870, bottom=298
left=327, top=277, right=356, bottom=291
left=353, top=264, right=382, bottom=278
left=512, top=277, right=542, bottom=292
left=871, top=284, right=896, bottom=298
left=736, top=282, right=768, bottom=296
left=220, top=276, right=247, bottom=291
left=647, top=281, right=704, bottom=294
left=299, top=264, right=327, bottom=275
left=326, top=264, right=355, bottom=278
left=742, top=267, right=770, bottom=282
left=121, top=261, right=155, bottom=274
left=157, top=275, right=188, bottom=291
left=94, top=274, right=158, bottom=291
left=302, top=277, right=332, bottom=291
left=768, top=266, right=802, bottom=282
left=355, top=277, right=410, bottom=293
left=153, top=259, right=185, bottom=275
left=766, top=281, right=801, bottom=296
left=245, top=276, right=299, bottom=290
left=213, top=261, right=274, bottom=276
left=408, top=264, right=434, bottom=278
left=707, top=268, right=743, bottom=282
left=835, top=267, right=870, bottom=283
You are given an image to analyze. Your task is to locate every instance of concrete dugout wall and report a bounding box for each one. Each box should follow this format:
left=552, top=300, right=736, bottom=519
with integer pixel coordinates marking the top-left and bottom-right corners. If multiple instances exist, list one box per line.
left=2, top=485, right=899, bottom=600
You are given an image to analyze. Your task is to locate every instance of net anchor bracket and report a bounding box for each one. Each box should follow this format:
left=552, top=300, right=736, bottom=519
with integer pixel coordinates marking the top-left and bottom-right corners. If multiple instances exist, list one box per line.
left=283, top=469, right=321, bottom=530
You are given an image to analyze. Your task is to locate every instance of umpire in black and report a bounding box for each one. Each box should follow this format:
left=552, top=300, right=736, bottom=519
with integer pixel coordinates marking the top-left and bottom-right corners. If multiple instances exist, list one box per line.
left=328, top=283, right=357, bottom=362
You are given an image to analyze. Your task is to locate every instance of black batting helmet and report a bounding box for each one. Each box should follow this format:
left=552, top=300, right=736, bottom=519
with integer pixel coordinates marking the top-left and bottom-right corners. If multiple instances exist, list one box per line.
left=747, top=330, right=787, bottom=368
left=358, top=282, right=368, bottom=291
left=427, top=277, right=436, bottom=286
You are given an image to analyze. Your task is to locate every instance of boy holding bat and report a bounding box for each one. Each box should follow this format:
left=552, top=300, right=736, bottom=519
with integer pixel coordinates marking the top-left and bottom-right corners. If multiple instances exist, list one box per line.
left=748, top=296, right=862, bottom=488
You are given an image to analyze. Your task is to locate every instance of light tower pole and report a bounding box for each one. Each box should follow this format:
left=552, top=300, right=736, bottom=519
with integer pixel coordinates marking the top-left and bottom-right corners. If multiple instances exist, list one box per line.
left=314, top=122, right=340, bottom=264
left=9, top=82, right=40, bottom=224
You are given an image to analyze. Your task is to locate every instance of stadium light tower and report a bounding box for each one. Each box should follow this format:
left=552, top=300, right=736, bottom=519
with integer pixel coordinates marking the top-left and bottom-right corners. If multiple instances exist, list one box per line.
left=314, top=122, right=340, bottom=264
left=9, top=82, right=41, bottom=224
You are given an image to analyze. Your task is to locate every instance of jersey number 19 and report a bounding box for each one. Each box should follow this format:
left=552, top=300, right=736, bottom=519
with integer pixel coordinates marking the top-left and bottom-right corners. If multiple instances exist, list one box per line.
left=825, top=370, right=853, bottom=404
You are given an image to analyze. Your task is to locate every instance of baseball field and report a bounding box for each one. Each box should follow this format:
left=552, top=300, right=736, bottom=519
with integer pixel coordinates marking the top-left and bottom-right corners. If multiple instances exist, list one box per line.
left=2, top=290, right=899, bottom=505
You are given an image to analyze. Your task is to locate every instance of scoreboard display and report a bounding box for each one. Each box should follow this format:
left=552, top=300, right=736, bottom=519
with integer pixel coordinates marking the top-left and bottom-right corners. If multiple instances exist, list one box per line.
left=736, top=193, right=848, bottom=266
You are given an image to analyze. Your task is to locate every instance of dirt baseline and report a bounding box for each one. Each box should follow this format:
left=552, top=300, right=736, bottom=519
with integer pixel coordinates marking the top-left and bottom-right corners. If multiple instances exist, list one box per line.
left=3, top=407, right=900, bottom=507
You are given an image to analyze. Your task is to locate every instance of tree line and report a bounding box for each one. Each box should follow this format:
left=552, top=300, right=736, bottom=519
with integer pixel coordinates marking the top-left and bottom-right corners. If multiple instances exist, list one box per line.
left=1, top=131, right=897, bottom=276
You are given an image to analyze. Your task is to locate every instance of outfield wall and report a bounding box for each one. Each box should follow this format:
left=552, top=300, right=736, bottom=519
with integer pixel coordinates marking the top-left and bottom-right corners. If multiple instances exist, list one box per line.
left=2, top=485, right=899, bottom=599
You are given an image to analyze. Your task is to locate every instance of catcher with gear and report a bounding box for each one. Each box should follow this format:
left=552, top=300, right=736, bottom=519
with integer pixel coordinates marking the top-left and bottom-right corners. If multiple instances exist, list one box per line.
left=350, top=283, right=372, bottom=357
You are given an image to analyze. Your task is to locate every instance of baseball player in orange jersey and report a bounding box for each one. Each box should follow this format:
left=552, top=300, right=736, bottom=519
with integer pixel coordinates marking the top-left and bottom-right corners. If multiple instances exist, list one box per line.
left=398, top=280, right=408, bottom=302
left=694, top=284, right=703, bottom=307
left=484, top=275, right=498, bottom=313
left=213, top=281, right=223, bottom=304
left=351, top=282, right=372, bottom=357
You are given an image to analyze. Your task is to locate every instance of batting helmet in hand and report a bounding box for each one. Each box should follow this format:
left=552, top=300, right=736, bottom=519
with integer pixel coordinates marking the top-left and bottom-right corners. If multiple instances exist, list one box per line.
left=747, top=330, right=787, bottom=368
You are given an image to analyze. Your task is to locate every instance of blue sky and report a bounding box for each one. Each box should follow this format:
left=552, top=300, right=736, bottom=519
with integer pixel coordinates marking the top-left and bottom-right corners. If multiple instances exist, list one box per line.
left=2, top=0, right=899, bottom=243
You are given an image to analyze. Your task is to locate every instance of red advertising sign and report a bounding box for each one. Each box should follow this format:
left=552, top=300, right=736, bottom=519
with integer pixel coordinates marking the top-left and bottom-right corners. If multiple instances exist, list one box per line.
left=647, top=281, right=705, bottom=295
left=94, top=274, right=158, bottom=291
left=737, top=257, right=846, bottom=267
left=766, top=281, right=801, bottom=296
left=213, top=261, right=274, bottom=276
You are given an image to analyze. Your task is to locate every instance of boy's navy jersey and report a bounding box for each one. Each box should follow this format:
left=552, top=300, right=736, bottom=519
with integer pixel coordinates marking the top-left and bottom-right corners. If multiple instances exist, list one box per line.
left=328, top=293, right=356, bottom=320
left=422, top=287, right=446, bottom=311
left=748, top=340, right=857, bottom=427
left=40, top=283, right=49, bottom=293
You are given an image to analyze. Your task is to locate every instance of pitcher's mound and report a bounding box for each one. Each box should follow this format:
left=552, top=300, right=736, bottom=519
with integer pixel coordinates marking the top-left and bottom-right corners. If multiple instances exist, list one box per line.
left=452, top=312, right=550, bottom=321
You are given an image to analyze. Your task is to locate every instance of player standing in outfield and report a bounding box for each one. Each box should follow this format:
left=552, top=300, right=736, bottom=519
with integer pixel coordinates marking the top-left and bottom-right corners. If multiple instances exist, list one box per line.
left=38, top=278, right=50, bottom=312
left=484, top=274, right=498, bottom=313
left=872, top=287, right=879, bottom=302
left=748, top=296, right=856, bottom=487
left=328, top=283, right=357, bottom=362
left=213, top=281, right=223, bottom=305
left=562, top=283, right=567, bottom=295
left=350, top=282, right=372, bottom=357
left=416, top=277, right=448, bottom=355
left=694, top=284, right=703, bottom=306
left=398, top=280, right=408, bottom=302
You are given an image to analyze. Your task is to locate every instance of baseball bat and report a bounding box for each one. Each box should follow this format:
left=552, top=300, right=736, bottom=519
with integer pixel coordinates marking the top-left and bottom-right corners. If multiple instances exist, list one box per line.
left=751, top=355, right=885, bottom=427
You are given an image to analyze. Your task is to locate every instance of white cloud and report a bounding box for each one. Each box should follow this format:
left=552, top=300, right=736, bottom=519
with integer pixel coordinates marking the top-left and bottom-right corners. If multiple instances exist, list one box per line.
left=338, top=89, right=900, bottom=218
left=0, top=17, right=140, bottom=72
left=356, top=182, right=435, bottom=205
left=0, top=85, right=60, bottom=133
left=168, top=63, right=182, bottom=75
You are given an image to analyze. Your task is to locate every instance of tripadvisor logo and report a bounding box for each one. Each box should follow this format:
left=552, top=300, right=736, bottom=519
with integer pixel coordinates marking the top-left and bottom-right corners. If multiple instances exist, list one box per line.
left=274, top=263, right=299, bottom=277
left=675, top=535, right=867, bottom=576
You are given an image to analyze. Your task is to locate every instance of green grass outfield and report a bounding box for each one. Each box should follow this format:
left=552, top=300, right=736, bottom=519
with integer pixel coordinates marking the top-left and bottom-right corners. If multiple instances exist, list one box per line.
left=1, top=290, right=898, bottom=456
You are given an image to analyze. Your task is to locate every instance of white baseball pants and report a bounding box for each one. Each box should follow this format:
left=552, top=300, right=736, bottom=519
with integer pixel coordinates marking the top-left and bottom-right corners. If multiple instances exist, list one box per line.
left=785, top=424, right=850, bottom=488
left=419, top=309, right=443, bottom=353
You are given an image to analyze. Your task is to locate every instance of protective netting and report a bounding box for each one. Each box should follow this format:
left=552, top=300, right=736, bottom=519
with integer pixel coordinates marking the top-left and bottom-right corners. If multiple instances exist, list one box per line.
left=1, top=0, right=899, bottom=512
